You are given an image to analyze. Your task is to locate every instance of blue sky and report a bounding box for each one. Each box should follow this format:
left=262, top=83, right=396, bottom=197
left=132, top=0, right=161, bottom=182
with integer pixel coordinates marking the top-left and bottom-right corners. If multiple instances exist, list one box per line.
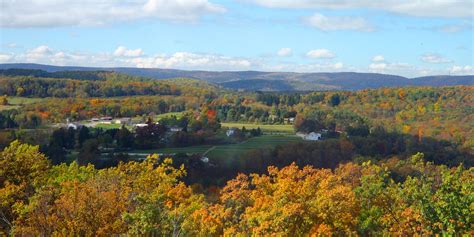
left=0, top=0, right=472, bottom=77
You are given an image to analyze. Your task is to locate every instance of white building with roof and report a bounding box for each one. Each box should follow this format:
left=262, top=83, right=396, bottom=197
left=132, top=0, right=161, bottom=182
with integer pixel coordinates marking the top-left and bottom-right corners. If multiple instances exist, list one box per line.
left=304, top=132, right=321, bottom=141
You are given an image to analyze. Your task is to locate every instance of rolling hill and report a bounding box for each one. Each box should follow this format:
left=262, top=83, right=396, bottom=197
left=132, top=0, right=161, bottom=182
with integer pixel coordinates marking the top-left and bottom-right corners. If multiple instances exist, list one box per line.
left=1, top=63, right=472, bottom=91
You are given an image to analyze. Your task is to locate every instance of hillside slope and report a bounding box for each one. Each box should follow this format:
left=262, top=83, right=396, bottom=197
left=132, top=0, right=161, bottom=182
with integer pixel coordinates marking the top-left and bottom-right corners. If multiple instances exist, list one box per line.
left=1, top=63, right=472, bottom=91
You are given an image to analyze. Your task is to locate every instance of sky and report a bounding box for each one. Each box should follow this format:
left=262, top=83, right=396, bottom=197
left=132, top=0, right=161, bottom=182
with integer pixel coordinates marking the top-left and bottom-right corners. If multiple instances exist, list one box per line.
left=0, top=0, right=473, bottom=77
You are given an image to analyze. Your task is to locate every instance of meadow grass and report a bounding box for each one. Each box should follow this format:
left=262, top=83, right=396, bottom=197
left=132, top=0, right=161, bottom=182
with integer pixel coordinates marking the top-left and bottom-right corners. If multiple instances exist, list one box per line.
left=130, top=134, right=301, bottom=159
left=94, top=123, right=124, bottom=130
left=207, top=135, right=301, bottom=159
left=156, top=111, right=185, bottom=120
left=221, top=122, right=294, bottom=133
left=0, top=97, right=44, bottom=111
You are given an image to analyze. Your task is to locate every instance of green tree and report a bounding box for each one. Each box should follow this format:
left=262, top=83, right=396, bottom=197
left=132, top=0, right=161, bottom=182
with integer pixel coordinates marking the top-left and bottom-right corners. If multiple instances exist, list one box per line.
left=330, top=94, right=341, bottom=107
left=77, top=139, right=99, bottom=166
left=0, top=96, right=8, bottom=106
left=0, top=141, right=50, bottom=235
left=115, top=126, right=133, bottom=148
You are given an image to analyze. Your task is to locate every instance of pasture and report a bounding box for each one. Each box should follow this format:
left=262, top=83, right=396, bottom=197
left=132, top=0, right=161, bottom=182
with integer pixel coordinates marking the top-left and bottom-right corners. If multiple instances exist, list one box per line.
left=130, top=134, right=302, bottom=160
left=0, top=97, right=43, bottom=111
left=221, top=122, right=294, bottom=134
left=156, top=111, right=185, bottom=120
left=206, top=135, right=301, bottom=159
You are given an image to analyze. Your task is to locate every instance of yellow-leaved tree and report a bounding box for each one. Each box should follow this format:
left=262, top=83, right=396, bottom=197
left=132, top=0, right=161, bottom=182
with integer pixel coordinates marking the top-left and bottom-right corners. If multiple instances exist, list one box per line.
left=0, top=141, right=50, bottom=235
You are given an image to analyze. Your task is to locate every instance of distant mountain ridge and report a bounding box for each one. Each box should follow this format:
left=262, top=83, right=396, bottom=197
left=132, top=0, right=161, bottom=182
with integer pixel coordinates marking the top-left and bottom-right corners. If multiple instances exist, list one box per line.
left=1, top=63, right=472, bottom=91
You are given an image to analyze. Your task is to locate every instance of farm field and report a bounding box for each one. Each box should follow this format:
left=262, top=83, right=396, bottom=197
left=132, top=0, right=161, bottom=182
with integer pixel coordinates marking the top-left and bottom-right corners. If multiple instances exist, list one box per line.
left=156, top=111, right=185, bottom=120
left=221, top=122, right=294, bottom=134
left=94, top=123, right=126, bottom=130
left=206, top=135, right=301, bottom=159
left=0, top=97, right=43, bottom=111
left=130, top=134, right=302, bottom=159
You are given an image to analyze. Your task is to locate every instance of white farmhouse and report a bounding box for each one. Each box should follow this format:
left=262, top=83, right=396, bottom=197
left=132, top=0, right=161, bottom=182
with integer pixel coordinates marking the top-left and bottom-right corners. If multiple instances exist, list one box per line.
left=67, top=123, right=83, bottom=130
left=304, top=132, right=322, bottom=141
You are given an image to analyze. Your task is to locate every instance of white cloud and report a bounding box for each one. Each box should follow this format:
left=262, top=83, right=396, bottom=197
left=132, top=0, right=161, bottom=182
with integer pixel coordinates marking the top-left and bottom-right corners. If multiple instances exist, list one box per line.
left=1, top=0, right=226, bottom=28
left=1, top=45, right=471, bottom=77
left=1, top=45, right=252, bottom=70
left=369, top=63, right=388, bottom=70
left=305, top=13, right=373, bottom=32
left=333, top=62, right=344, bottom=69
left=25, top=45, right=54, bottom=61
left=372, top=55, right=385, bottom=62
left=246, top=0, right=472, bottom=18
left=114, top=46, right=144, bottom=57
left=277, top=48, right=292, bottom=57
left=368, top=61, right=430, bottom=77
left=0, top=53, right=14, bottom=62
left=449, top=65, right=474, bottom=75
left=29, top=45, right=53, bottom=55
left=128, top=52, right=252, bottom=70
left=306, top=49, right=335, bottom=59
left=143, top=0, right=226, bottom=22
left=2, top=45, right=120, bottom=67
left=262, top=62, right=346, bottom=73
left=421, top=53, right=452, bottom=64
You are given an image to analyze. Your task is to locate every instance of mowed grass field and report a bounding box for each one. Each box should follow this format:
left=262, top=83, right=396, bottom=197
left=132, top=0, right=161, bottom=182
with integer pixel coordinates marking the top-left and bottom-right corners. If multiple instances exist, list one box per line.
left=156, top=111, right=185, bottom=120
left=94, top=123, right=125, bottom=130
left=221, top=122, right=294, bottom=134
left=131, top=134, right=302, bottom=159
left=0, top=97, right=44, bottom=111
left=206, top=135, right=301, bottom=159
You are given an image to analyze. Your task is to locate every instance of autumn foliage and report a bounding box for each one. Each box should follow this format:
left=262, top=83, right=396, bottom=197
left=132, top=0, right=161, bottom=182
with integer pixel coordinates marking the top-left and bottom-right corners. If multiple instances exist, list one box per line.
left=1, top=141, right=472, bottom=236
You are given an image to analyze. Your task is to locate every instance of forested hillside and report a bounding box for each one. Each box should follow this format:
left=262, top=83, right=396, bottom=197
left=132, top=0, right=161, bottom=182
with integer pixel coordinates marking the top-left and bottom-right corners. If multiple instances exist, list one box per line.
left=1, top=64, right=472, bottom=91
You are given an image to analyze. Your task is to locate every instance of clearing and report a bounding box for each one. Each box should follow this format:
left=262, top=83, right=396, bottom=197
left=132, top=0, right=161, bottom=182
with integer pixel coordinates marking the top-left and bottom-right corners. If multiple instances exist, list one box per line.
left=221, top=122, right=294, bottom=134
left=0, top=97, right=44, bottom=111
left=129, top=134, right=301, bottom=159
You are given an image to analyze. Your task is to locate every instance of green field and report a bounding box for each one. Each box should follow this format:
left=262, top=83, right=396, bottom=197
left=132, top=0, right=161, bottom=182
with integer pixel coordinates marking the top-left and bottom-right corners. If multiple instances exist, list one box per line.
left=0, top=97, right=44, bottom=111
left=135, top=145, right=213, bottom=155
left=94, top=123, right=124, bottom=130
left=206, top=135, right=301, bottom=159
left=156, top=111, right=185, bottom=120
left=131, top=134, right=301, bottom=159
left=221, top=122, right=294, bottom=134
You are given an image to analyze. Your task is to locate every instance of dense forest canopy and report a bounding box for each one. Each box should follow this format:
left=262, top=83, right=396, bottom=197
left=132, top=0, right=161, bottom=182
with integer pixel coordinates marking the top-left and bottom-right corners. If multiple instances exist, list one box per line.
left=0, top=70, right=220, bottom=98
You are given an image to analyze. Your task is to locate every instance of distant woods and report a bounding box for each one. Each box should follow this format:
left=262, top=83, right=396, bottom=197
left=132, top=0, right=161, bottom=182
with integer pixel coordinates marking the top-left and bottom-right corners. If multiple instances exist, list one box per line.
left=0, top=69, right=218, bottom=98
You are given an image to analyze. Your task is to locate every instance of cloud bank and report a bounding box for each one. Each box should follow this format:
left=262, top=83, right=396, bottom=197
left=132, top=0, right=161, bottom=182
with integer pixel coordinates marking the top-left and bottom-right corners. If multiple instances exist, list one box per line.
left=246, top=0, right=472, bottom=18
left=0, top=45, right=472, bottom=77
left=305, top=13, right=373, bottom=32
left=1, top=0, right=226, bottom=27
